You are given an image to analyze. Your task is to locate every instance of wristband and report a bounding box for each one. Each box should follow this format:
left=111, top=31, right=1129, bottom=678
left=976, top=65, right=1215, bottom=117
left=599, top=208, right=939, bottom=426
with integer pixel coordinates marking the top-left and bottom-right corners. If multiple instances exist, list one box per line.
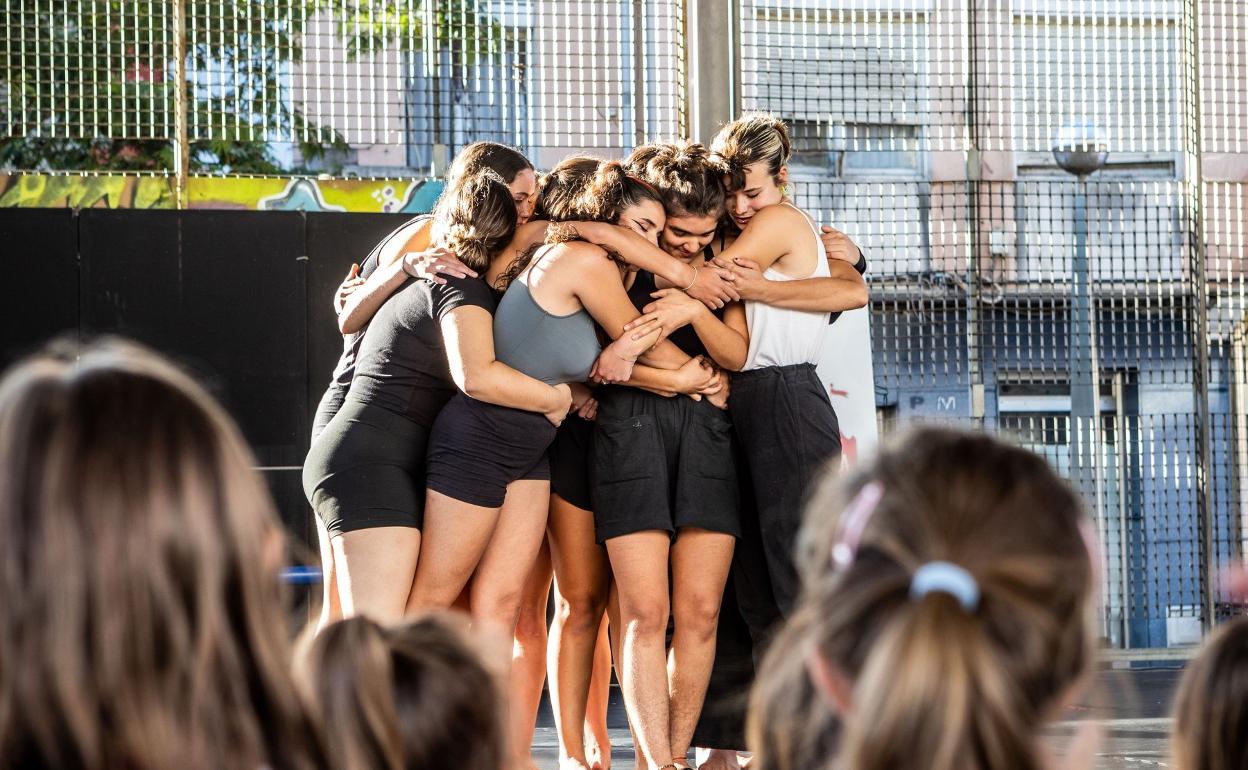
left=682, top=266, right=699, bottom=292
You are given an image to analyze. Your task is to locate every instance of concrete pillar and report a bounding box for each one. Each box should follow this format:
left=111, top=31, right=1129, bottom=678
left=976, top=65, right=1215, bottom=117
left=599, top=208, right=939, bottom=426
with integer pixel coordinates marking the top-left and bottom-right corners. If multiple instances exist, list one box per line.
left=687, top=0, right=738, bottom=145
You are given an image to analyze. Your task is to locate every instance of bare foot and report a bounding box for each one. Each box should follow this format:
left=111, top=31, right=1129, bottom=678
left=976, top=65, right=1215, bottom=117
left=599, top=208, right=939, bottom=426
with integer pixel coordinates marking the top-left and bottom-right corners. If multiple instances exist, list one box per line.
left=695, top=748, right=741, bottom=770
left=585, top=737, right=610, bottom=770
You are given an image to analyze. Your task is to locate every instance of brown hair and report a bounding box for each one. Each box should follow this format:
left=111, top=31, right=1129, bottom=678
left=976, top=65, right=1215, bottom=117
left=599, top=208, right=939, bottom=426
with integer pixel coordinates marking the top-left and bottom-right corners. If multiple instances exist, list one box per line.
left=498, top=157, right=661, bottom=290
left=533, top=154, right=603, bottom=221
left=0, top=337, right=327, bottom=770
left=429, top=169, right=518, bottom=272
left=627, top=140, right=726, bottom=218
left=1171, top=617, right=1248, bottom=770
left=445, top=141, right=533, bottom=187
left=711, top=112, right=792, bottom=193
left=748, top=427, right=1097, bottom=770
left=573, top=159, right=665, bottom=223
left=296, top=614, right=504, bottom=770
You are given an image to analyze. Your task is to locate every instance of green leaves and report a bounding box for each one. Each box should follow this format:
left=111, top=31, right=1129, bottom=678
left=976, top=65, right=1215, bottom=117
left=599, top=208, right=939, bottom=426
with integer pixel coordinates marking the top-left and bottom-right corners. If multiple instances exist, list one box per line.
left=2, top=0, right=518, bottom=173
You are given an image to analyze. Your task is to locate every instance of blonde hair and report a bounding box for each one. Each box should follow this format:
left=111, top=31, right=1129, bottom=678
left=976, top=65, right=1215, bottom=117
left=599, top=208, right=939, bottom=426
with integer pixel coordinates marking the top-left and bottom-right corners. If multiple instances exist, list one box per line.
left=429, top=169, right=518, bottom=272
left=1171, top=617, right=1248, bottom=770
left=0, top=337, right=327, bottom=770
left=749, top=427, right=1097, bottom=770
left=711, top=112, right=792, bottom=193
left=296, top=614, right=504, bottom=770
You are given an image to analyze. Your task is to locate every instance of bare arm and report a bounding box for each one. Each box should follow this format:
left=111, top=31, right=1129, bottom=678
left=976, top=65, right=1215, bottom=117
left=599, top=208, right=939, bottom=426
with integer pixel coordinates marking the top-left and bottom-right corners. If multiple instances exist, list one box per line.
left=440, top=305, right=571, bottom=419
left=571, top=247, right=690, bottom=371
left=624, top=289, right=750, bottom=371
left=625, top=358, right=722, bottom=398
left=571, top=221, right=740, bottom=308
left=338, top=255, right=409, bottom=334
left=718, top=257, right=868, bottom=313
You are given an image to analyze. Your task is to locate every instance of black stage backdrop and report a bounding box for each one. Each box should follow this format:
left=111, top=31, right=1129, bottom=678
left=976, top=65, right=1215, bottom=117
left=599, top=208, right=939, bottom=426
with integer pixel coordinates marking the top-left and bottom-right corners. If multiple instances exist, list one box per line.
left=1, top=208, right=411, bottom=550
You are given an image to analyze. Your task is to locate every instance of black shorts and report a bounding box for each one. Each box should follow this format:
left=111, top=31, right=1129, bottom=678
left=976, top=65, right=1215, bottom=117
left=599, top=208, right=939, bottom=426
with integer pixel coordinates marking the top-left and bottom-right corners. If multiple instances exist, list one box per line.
left=311, top=383, right=349, bottom=442
left=425, top=393, right=557, bottom=509
left=590, top=389, right=739, bottom=543
left=303, top=398, right=430, bottom=535
left=549, top=414, right=594, bottom=510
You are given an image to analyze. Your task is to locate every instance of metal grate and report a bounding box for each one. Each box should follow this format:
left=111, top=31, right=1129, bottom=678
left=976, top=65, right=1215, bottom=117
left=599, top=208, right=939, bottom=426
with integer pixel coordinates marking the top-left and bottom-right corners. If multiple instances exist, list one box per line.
left=2, top=0, right=686, bottom=174
left=2, top=0, right=1245, bottom=645
left=743, top=0, right=1245, bottom=645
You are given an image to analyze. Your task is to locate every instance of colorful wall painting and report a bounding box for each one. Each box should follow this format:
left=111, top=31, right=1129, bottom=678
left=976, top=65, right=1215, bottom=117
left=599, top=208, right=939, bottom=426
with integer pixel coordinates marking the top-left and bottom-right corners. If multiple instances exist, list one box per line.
left=0, top=173, right=444, bottom=214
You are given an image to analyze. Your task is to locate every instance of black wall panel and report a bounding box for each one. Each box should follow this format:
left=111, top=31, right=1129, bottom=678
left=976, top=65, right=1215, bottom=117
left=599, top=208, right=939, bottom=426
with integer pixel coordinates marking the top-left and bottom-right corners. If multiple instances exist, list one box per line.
left=304, top=212, right=410, bottom=424
left=179, top=211, right=307, bottom=467
left=1, top=209, right=413, bottom=549
left=79, top=210, right=184, bottom=351
left=1, top=208, right=79, bottom=367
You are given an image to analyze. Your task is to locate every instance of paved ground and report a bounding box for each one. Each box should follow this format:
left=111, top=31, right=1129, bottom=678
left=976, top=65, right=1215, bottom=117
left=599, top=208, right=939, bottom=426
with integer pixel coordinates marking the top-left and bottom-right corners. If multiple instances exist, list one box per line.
left=530, top=669, right=1183, bottom=770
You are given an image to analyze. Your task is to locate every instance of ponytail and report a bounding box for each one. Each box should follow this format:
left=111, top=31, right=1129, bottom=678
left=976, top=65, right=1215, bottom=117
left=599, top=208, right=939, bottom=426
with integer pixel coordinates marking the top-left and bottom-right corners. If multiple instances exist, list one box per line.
left=843, top=593, right=1042, bottom=770
left=748, top=427, right=1097, bottom=770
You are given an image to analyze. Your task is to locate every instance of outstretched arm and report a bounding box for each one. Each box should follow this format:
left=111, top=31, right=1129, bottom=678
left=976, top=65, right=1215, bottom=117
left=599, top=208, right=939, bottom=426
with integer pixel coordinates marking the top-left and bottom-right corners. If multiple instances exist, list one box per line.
left=571, top=221, right=740, bottom=309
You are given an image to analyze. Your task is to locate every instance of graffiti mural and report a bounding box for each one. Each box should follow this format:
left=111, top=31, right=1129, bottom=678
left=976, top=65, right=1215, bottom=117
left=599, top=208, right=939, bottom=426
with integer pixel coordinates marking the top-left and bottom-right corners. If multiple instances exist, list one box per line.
left=0, top=174, right=444, bottom=214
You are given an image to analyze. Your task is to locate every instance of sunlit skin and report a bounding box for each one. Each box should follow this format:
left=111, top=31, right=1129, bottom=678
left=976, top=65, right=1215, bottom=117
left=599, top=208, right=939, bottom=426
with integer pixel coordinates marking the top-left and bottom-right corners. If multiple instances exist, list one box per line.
left=509, top=167, right=538, bottom=225
left=659, top=212, right=720, bottom=261
left=619, top=198, right=666, bottom=247
left=725, top=162, right=789, bottom=230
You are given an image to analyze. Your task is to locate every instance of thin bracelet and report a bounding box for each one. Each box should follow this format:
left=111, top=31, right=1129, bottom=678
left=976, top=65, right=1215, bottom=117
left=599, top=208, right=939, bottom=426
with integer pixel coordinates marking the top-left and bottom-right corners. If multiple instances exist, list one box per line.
left=682, top=265, right=699, bottom=292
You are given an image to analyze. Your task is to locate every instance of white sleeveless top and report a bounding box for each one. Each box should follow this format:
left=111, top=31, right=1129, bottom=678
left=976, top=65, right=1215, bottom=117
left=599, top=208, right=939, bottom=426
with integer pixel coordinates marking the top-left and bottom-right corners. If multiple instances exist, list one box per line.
left=742, top=203, right=832, bottom=371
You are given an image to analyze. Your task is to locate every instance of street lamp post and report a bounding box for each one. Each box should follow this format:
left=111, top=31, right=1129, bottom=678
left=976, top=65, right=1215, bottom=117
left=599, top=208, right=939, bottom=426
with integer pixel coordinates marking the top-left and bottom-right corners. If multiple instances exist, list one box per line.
left=1053, top=124, right=1114, bottom=642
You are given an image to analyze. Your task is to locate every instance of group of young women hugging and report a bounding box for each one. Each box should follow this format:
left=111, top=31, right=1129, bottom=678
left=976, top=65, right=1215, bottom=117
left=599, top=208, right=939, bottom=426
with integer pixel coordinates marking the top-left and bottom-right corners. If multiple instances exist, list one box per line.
left=302, top=113, right=869, bottom=770
left=1, top=335, right=1245, bottom=770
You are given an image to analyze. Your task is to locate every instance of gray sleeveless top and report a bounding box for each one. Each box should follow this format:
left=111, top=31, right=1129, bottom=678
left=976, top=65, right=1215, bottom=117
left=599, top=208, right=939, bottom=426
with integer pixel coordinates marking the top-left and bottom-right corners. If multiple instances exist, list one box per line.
left=493, top=248, right=601, bottom=385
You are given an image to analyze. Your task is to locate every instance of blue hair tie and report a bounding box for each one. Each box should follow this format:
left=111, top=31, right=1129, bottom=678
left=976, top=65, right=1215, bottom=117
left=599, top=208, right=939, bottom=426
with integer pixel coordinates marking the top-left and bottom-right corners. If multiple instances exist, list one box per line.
left=910, top=561, right=980, bottom=611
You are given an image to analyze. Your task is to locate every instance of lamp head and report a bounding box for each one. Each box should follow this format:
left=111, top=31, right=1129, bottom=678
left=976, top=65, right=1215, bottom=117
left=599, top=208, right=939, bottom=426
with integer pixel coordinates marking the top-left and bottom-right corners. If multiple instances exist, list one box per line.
left=1052, top=122, right=1108, bottom=177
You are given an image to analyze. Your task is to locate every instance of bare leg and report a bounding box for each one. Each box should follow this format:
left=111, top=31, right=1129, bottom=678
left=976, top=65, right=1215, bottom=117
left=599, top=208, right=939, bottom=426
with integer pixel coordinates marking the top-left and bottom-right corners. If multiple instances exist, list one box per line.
left=332, top=527, right=422, bottom=622
left=547, top=494, right=611, bottom=770
left=606, top=583, right=643, bottom=770
left=606, top=531, right=674, bottom=770
left=668, top=529, right=735, bottom=766
left=512, top=540, right=554, bottom=770
left=406, top=489, right=502, bottom=613
left=466, top=480, right=551, bottom=770
left=314, top=516, right=342, bottom=630
left=585, top=614, right=614, bottom=770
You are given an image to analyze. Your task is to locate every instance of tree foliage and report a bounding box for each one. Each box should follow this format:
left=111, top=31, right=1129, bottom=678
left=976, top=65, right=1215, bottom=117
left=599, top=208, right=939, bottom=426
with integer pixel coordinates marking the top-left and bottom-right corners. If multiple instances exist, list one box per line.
left=1, top=0, right=508, bottom=173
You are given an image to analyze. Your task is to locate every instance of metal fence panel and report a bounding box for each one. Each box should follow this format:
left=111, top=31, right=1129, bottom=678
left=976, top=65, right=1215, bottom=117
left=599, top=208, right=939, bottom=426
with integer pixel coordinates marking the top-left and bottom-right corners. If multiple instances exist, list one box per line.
left=2, top=0, right=1246, bottom=646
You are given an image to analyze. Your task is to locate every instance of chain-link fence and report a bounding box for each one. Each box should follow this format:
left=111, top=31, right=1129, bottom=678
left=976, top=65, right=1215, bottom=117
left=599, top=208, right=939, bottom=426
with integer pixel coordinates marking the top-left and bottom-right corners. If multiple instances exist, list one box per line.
left=3, top=0, right=1245, bottom=649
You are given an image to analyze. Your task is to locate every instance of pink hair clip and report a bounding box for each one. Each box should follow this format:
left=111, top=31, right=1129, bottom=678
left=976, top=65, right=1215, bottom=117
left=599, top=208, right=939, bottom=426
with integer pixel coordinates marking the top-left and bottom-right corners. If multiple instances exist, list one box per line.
left=831, top=481, right=884, bottom=569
